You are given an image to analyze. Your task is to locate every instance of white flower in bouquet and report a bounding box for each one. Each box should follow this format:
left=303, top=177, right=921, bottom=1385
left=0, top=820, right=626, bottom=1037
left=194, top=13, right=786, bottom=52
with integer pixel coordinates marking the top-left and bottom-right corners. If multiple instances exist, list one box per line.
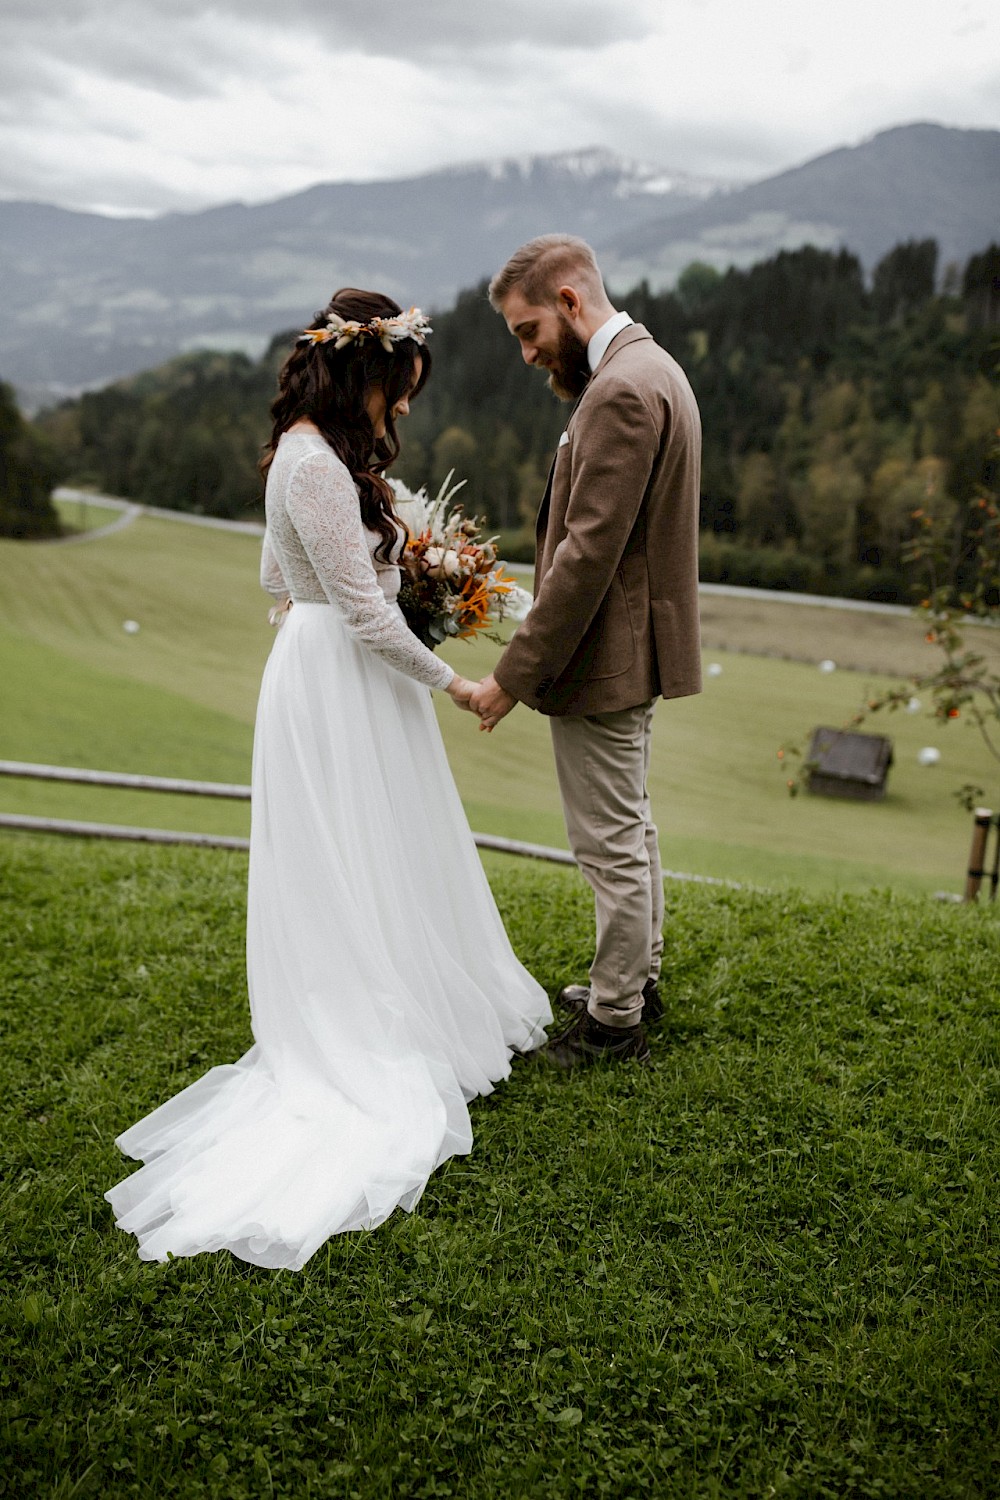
left=422, top=545, right=467, bottom=582
left=389, top=472, right=467, bottom=541
left=500, top=578, right=533, bottom=620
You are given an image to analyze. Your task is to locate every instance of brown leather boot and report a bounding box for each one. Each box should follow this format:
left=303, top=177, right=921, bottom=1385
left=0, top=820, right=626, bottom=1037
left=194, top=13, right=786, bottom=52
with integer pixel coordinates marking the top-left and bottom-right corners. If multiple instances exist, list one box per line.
left=555, top=977, right=663, bottom=1024
left=539, top=1011, right=651, bottom=1071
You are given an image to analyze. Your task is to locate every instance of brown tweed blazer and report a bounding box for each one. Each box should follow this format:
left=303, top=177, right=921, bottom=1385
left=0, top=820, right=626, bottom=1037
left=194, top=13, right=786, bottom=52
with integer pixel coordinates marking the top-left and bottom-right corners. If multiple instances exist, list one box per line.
left=494, top=323, right=703, bottom=716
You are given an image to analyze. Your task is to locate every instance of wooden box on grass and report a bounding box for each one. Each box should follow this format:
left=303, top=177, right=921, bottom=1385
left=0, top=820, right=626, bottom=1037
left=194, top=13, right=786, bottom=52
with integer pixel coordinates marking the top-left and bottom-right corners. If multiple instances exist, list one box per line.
left=806, top=726, right=894, bottom=801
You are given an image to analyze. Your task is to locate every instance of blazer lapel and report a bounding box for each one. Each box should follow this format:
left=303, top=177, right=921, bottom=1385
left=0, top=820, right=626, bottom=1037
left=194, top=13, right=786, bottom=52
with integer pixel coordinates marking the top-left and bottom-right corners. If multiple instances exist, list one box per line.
left=535, top=452, right=557, bottom=538
left=535, top=387, right=589, bottom=538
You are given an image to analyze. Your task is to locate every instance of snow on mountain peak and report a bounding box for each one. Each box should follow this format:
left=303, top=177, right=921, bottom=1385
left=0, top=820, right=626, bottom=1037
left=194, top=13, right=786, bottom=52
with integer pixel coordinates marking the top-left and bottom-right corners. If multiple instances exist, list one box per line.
left=451, top=146, right=728, bottom=199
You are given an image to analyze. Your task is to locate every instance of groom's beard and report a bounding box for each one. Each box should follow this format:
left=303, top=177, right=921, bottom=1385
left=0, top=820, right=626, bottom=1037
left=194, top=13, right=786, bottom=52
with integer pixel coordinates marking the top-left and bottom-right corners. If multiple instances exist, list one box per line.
left=544, top=323, right=591, bottom=401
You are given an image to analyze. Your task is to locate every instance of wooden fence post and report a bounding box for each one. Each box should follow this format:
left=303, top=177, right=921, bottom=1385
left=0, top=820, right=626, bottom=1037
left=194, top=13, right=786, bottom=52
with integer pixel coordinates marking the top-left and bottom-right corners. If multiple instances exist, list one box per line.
left=965, top=807, right=994, bottom=903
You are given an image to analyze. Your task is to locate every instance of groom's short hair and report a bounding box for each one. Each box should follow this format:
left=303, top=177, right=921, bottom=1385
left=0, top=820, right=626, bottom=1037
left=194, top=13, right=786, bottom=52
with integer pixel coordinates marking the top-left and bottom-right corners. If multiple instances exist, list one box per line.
left=489, top=235, right=605, bottom=311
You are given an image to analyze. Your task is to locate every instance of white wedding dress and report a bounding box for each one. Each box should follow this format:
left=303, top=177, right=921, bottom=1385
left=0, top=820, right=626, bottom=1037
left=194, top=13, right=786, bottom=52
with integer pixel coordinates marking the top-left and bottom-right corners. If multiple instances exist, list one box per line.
left=105, top=431, right=551, bottom=1269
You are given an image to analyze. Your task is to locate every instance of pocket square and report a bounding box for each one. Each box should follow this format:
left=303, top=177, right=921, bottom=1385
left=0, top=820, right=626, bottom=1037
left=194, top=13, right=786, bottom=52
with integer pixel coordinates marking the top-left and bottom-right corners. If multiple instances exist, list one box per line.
left=558, top=430, right=570, bottom=447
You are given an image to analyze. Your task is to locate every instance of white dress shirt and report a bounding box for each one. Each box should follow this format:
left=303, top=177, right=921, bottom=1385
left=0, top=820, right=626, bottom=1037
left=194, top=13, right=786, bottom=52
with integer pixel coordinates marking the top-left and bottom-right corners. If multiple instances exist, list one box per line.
left=587, top=310, right=634, bottom=372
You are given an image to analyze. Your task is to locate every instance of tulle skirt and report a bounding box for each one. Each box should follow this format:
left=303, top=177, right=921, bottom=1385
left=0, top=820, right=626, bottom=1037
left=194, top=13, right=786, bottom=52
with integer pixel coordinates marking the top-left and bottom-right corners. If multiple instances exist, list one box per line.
left=105, top=602, right=551, bottom=1269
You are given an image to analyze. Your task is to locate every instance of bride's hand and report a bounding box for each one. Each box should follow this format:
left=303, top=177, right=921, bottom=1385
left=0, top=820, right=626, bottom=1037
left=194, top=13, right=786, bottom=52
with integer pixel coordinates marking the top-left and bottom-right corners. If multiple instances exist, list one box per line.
left=445, top=674, right=478, bottom=711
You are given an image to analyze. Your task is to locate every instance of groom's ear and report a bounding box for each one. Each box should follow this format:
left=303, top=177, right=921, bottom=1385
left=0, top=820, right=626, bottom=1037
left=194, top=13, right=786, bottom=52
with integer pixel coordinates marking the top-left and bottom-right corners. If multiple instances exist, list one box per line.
left=556, top=285, right=583, bottom=320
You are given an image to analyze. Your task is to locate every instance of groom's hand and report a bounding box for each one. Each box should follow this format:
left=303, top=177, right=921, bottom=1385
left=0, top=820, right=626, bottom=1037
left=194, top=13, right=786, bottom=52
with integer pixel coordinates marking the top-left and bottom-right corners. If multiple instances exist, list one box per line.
left=471, top=674, right=517, bottom=731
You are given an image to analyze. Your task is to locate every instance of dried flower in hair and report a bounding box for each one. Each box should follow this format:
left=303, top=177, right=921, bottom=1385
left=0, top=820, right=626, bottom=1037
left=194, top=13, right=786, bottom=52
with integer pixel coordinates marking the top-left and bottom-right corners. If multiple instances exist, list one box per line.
left=298, top=307, right=432, bottom=351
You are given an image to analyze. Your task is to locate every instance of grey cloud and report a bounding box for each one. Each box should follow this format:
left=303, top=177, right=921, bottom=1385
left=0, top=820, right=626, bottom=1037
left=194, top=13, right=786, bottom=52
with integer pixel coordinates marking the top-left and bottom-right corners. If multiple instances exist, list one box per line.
left=566, top=90, right=793, bottom=181
left=286, top=0, right=659, bottom=55
left=1, top=0, right=658, bottom=85
left=0, top=48, right=67, bottom=117
left=3, top=0, right=990, bottom=218
left=0, top=152, right=169, bottom=214
left=0, top=0, right=664, bottom=214
left=0, top=6, right=238, bottom=103
left=66, top=37, right=225, bottom=102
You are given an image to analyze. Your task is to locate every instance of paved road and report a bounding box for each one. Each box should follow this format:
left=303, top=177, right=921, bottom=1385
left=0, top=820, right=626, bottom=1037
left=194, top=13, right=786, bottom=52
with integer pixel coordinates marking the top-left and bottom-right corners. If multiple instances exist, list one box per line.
left=53, top=487, right=265, bottom=540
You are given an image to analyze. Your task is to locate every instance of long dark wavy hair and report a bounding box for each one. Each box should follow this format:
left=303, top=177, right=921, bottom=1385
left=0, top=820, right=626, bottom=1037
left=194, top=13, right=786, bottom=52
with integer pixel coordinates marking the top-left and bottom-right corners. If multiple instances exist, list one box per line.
left=260, top=288, right=431, bottom=559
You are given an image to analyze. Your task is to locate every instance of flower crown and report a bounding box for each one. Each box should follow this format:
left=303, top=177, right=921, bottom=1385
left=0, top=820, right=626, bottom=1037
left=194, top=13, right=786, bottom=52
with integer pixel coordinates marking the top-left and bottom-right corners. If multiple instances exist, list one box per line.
left=298, top=306, right=432, bottom=353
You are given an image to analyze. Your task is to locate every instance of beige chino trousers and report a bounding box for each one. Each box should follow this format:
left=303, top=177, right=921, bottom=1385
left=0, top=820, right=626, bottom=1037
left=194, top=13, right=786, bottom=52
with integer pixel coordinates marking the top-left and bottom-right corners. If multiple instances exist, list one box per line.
left=549, top=699, right=664, bottom=1029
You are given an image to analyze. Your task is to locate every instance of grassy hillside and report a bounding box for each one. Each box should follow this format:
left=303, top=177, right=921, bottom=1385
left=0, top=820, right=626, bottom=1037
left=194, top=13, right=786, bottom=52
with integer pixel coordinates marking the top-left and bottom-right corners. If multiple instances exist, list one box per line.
left=2, top=835, right=998, bottom=1498
left=2, top=512, right=999, bottom=894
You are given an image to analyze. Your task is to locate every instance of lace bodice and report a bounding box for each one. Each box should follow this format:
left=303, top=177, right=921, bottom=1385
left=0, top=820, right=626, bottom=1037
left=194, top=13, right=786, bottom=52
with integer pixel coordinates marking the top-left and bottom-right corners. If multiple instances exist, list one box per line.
left=261, top=432, right=454, bottom=691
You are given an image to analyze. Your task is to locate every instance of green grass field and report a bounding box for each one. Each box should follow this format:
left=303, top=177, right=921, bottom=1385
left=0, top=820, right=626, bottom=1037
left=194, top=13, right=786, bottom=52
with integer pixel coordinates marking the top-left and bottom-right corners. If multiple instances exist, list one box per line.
left=2, top=512, right=999, bottom=894
left=2, top=834, right=998, bottom=1498
left=4, top=514, right=999, bottom=1495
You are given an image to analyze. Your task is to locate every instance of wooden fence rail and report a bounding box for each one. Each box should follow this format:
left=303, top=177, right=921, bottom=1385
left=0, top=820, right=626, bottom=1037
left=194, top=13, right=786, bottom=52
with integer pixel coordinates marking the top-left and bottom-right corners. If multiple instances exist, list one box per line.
left=0, top=811, right=252, bottom=851
left=1, top=759, right=989, bottom=897
left=0, top=759, right=250, bottom=800
left=0, top=759, right=577, bottom=867
left=0, top=758, right=741, bottom=887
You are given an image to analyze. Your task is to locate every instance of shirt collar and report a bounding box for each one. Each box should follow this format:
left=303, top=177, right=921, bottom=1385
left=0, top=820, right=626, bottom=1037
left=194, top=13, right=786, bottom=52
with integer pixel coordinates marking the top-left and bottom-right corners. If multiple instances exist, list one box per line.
left=587, top=310, right=634, bottom=372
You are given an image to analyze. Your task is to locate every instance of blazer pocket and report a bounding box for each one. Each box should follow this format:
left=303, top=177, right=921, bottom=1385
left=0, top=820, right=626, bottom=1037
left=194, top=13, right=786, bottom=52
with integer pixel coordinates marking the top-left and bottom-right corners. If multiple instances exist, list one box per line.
left=574, top=573, right=636, bottom=682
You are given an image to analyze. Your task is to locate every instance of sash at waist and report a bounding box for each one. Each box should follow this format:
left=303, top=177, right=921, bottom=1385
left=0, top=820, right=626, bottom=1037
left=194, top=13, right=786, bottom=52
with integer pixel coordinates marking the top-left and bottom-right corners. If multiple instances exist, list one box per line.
left=287, top=594, right=401, bottom=610
left=282, top=598, right=404, bottom=624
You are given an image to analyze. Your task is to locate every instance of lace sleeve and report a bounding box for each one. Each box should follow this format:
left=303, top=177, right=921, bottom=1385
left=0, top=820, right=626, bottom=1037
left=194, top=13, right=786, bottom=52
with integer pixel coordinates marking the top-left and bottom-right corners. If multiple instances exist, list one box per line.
left=284, top=449, right=455, bottom=691
left=260, top=529, right=289, bottom=598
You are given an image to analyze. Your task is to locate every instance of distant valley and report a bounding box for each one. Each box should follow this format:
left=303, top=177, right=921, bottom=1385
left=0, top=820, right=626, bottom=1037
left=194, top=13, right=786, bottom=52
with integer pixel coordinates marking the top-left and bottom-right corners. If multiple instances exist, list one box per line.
left=1, top=122, right=997, bottom=404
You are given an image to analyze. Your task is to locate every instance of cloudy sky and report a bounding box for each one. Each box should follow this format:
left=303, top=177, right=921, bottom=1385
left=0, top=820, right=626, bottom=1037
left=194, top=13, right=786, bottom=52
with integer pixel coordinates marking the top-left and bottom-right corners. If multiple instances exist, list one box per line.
left=1, top=0, right=997, bottom=216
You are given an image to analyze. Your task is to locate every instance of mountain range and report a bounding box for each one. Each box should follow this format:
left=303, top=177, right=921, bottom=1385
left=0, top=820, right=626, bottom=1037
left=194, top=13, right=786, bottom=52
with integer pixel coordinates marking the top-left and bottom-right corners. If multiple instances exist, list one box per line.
left=2, top=122, right=997, bottom=405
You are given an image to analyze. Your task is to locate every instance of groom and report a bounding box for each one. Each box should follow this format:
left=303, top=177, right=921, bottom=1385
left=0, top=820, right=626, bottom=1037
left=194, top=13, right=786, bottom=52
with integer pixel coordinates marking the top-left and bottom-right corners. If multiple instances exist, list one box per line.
left=472, top=234, right=702, bottom=1070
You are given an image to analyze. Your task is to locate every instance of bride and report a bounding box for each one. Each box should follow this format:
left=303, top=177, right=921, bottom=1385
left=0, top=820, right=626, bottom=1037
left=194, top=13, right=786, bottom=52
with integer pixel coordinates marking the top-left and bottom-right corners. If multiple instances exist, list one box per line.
left=105, top=288, right=552, bottom=1269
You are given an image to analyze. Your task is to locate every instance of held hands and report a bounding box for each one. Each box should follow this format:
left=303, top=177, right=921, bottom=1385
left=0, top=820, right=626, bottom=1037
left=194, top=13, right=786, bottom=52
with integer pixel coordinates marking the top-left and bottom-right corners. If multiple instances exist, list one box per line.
left=469, top=674, right=517, bottom=732
left=445, top=673, right=518, bottom=731
left=445, top=675, right=478, bottom=711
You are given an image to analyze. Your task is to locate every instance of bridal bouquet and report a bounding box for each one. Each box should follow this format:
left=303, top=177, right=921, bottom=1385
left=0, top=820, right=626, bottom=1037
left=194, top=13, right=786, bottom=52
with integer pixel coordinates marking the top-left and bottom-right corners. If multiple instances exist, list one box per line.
left=390, top=474, right=532, bottom=649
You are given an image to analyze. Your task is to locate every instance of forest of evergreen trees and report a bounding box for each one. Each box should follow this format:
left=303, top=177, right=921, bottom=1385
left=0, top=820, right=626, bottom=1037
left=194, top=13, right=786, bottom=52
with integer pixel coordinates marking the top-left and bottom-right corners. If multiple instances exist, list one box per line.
left=0, top=381, right=60, bottom=539
left=22, top=239, right=1000, bottom=601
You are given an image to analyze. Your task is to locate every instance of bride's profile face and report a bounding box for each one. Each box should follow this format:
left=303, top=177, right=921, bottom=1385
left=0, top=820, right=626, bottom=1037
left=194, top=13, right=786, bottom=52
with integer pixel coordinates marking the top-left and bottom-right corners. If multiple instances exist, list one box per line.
left=365, top=354, right=423, bottom=439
